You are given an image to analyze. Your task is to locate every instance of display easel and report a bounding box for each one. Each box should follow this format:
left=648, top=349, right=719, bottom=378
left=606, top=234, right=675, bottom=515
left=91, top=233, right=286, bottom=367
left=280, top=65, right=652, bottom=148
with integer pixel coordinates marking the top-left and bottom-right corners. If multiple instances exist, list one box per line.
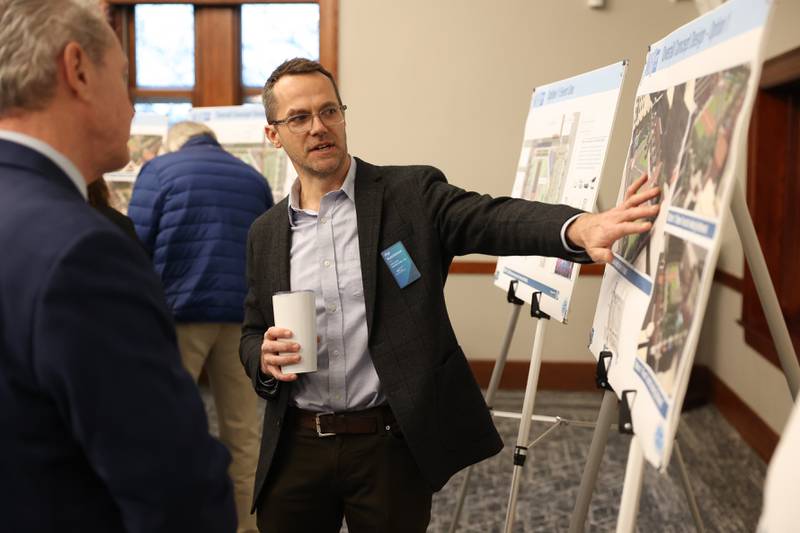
left=447, top=59, right=628, bottom=533
left=447, top=280, right=704, bottom=533
left=447, top=281, right=597, bottom=533
left=568, top=180, right=800, bottom=532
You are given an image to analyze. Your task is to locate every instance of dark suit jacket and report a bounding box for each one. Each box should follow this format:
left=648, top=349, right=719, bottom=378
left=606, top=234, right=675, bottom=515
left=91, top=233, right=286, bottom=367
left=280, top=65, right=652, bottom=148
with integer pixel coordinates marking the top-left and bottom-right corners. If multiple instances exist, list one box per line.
left=0, top=140, right=236, bottom=532
left=95, top=203, right=140, bottom=243
left=240, top=158, right=590, bottom=509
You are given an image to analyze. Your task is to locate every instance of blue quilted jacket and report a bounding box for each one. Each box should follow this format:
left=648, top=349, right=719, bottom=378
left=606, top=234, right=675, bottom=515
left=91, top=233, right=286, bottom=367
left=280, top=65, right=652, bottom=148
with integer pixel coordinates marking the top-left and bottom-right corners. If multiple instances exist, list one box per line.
left=128, top=135, right=273, bottom=322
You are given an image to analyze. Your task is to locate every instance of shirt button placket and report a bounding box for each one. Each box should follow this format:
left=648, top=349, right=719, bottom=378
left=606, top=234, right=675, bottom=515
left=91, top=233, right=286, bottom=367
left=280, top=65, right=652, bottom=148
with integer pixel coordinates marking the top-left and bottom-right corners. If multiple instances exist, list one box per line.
left=319, top=199, right=346, bottom=411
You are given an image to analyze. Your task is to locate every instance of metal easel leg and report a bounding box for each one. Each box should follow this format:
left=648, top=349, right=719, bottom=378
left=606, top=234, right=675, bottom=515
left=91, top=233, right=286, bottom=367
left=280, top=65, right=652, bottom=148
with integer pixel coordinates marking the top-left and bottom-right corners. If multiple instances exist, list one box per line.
left=673, top=437, right=705, bottom=533
left=447, top=303, right=523, bottom=533
left=730, top=180, right=800, bottom=399
left=503, top=318, right=549, bottom=533
left=568, top=389, right=618, bottom=532
left=615, top=436, right=645, bottom=533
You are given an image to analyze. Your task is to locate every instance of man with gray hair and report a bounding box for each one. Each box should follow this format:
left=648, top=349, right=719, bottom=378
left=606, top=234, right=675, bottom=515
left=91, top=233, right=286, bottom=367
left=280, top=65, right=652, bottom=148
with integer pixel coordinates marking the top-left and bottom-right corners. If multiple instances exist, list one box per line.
left=0, top=1, right=236, bottom=531
left=129, top=120, right=273, bottom=533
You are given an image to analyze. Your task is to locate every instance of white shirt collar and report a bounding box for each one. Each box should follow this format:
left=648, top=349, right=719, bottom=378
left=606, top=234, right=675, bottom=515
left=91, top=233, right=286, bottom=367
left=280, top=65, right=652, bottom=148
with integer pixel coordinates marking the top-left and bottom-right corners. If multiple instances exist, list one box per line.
left=0, top=130, right=88, bottom=200
left=287, top=155, right=357, bottom=223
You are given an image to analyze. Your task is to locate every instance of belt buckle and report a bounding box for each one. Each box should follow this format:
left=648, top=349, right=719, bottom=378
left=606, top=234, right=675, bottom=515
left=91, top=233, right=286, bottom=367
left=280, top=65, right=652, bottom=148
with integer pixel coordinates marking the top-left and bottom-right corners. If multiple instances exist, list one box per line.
left=315, top=411, right=336, bottom=437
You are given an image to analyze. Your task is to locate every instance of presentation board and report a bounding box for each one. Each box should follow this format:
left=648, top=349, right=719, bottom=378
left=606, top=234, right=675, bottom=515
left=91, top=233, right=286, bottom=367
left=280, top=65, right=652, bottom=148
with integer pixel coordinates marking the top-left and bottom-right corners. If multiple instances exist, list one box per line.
left=188, top=104, right=291, bottom=204
left=588, top=0, right=773, bottom=471
left=494, top=61, right=628, bottom=323
left=104, top=112, right=167, bottom=214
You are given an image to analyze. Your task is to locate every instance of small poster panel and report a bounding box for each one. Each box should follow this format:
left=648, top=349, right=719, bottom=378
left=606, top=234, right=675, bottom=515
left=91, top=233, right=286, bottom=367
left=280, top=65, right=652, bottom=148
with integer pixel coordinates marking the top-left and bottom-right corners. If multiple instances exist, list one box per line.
left=494, top=61, right=628, bottom=322
left=104, top=112, right=167, bottom=214
left=588, top=0, right=773, bottom=470
left=188, top=105, right=290, bottom=203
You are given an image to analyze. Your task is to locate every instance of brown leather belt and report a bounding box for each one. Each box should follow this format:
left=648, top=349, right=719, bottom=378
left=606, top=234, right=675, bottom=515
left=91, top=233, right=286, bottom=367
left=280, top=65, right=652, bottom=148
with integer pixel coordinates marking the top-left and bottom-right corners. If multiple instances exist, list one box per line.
left=287, top=405, right=395, bottom=437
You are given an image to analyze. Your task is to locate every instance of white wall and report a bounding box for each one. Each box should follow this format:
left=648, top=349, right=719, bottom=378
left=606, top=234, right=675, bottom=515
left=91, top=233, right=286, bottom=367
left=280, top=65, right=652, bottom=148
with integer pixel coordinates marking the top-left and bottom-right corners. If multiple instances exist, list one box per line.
left=339, top=0, right=696, bottom=361
left=338, top=0, right=799, bottom=431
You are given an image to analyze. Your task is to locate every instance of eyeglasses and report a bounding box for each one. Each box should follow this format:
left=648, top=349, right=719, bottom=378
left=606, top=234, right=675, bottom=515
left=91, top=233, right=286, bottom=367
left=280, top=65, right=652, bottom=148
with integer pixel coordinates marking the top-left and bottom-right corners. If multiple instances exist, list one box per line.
left=271, top=105, right=347, bottom=134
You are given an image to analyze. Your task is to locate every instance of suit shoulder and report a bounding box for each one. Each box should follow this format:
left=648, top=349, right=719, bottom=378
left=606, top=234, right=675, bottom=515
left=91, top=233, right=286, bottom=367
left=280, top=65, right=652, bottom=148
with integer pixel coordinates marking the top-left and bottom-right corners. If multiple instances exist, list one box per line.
left=366, top=161, right=444, bottom=180
left=250, top=196, right=288, bottom=231
left=357, top=159, right=447, bottom=190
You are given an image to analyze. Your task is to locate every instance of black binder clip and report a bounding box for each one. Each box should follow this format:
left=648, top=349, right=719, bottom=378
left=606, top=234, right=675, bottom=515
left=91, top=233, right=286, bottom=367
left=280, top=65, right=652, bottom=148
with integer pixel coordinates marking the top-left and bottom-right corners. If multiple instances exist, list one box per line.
left=513, top=445, right=527, bottom=466
left=506, top=280, right=524, bottom=305
left=595, top=350, right=614, bottom=391
left=619, top=390, right=636, bottom=435
left=530, top=291, right=550, bottom=320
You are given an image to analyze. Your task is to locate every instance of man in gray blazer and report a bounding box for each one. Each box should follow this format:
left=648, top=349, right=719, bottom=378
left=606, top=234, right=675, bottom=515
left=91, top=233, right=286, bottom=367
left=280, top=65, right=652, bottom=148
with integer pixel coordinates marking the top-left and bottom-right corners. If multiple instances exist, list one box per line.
left=240, top=58, right=659, bottom=533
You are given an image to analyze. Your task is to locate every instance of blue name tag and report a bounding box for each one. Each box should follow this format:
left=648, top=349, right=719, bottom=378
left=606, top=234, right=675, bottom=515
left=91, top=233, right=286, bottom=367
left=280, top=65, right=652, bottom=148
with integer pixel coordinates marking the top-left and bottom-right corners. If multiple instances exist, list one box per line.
left=381, top=241, right=421, bottom=288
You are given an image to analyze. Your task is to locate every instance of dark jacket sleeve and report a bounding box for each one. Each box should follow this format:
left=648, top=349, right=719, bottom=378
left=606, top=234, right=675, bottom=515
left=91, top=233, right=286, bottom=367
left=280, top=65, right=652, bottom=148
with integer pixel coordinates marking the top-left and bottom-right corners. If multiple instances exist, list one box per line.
left=95, top=204, right=147, bottom=252
left=33, top=228, right=236, bottom=533
left=417, top=167, right=592, bottom=263
left=240, top=224, right=280, bottom=399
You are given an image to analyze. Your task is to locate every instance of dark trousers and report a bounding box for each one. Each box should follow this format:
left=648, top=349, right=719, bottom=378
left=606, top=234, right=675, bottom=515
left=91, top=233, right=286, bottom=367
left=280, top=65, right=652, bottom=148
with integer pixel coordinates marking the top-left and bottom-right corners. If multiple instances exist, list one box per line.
left=256, top=407, right=433, bottom=533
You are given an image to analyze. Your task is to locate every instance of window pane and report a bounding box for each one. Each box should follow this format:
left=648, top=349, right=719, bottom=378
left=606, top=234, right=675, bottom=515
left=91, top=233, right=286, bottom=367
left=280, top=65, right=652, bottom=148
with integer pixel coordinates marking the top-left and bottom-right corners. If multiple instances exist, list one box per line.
left=134, top=101, right=192, bottom=125
left=241, top=3, right=320, bottom=88
left=242, top=93, right=261, bottom=105
left=135, top=4, right=195, bottom=88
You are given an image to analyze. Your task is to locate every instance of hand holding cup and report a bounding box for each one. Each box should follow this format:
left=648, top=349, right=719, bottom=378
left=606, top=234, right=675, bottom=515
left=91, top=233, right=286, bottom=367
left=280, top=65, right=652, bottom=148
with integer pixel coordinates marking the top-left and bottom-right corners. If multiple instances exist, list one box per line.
left=260, top=327, right=302, bottom=381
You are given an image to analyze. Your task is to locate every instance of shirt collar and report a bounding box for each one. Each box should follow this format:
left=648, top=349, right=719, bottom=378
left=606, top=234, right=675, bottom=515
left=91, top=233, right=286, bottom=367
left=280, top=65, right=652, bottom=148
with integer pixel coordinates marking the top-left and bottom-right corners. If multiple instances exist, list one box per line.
left=0, top=130, right=88, bottom=200
left=287, top=155, right=356, bottom=225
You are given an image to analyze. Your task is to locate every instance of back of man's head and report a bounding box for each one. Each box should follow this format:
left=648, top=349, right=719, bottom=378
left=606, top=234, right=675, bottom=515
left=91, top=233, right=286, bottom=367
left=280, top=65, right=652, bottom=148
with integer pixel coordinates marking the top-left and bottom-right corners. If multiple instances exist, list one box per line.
left=164, top=121, right=217, bottom=153
left=0, top=0, right=112, bottom=118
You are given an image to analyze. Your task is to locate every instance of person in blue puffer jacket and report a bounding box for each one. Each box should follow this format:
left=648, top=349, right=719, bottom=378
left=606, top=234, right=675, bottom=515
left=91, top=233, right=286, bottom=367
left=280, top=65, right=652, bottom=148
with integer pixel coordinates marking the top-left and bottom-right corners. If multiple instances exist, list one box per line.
left=129, top=121, right=273, bottom=533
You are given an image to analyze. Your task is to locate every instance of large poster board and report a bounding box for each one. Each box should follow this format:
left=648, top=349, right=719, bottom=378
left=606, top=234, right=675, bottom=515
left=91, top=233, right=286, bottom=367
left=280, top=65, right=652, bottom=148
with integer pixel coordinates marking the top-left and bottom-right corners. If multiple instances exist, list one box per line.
left=494, top=62, right=628, bottom=323
left=104, top=112, right=167, bottom=214
left=188, top=105, right=290, bottom=204
left=588, top=0, right=772, bottom=470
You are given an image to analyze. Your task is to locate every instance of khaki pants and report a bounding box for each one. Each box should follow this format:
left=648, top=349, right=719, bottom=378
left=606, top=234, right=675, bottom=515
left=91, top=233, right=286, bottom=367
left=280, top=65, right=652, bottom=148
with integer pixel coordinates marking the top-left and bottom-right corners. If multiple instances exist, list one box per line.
left=176, top=323, right=260, bottom=533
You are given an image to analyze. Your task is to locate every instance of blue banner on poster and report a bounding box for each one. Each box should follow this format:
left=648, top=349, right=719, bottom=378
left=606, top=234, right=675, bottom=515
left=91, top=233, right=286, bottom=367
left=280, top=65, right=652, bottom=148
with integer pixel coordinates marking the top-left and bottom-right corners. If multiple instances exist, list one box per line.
left=610, top=256, right=653, bottom=295
left=634, top=359, right=669, bottom=418
left=666, top=210, right=717, bottom=239
left=532, top=61, right=626, bottom=108
left=502, top=268, right=559, bottom=300
left=644, top=0, right=770, bottom=76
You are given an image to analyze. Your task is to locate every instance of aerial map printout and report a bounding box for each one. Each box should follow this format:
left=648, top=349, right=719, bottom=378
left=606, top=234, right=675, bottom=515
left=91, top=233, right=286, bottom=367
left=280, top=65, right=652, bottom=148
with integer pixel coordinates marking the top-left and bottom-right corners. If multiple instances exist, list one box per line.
left=588, top=0, right=772, bottom=470
left=188, top=105, right=290, bottom=204
left=494, top=62, right=627, bottom=322
left=104, top=112, right=167, bottom=214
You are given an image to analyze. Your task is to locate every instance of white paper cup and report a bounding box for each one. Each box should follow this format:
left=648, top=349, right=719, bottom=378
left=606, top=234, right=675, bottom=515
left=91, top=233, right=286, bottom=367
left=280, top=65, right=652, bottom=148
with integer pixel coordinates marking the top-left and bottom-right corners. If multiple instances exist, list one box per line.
left=272, top=290, right=317, bottom=374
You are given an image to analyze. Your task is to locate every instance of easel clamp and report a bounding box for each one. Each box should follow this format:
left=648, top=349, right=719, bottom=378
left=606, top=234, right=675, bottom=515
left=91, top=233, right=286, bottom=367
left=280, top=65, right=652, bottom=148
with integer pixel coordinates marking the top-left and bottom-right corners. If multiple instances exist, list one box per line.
left=596, top=350, right=614, bottom=391
left=619, top=390, right=636, bottom=435
left=530, top=291, right=551, bottom=320
left=506, top=280, right=525, bottom=305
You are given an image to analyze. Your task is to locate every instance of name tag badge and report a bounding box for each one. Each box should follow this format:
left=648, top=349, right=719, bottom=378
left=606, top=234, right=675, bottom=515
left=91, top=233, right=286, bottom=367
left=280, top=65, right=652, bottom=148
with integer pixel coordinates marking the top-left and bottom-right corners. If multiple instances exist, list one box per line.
left=381, top=241, right=421, bottom=289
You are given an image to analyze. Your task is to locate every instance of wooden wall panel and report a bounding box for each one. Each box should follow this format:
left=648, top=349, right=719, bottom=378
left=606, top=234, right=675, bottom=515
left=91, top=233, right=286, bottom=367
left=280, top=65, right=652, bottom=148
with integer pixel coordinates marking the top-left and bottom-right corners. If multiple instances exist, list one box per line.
left=195, top=6, right=241, bottom=107
left=743, top=46, right=800, bottom=367
left=319, top=0, right=339, bottom=80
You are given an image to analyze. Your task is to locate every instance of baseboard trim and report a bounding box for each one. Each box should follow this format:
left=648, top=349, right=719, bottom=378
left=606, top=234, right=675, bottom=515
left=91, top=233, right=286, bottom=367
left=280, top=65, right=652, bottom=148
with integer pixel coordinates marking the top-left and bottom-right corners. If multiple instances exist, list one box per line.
left=448, top=261, right=604, bottom=276
left=469, top=360, right=596, bottom=391
left=707, top=370, right=779, bottom=462
left=468, top=360, right=779, bottom=461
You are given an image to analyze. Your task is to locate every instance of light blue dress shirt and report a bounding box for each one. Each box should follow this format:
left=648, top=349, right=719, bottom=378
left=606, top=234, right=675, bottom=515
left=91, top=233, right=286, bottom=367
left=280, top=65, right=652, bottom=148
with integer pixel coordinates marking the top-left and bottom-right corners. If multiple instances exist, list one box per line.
left=287, top=157, right=386, bottom=412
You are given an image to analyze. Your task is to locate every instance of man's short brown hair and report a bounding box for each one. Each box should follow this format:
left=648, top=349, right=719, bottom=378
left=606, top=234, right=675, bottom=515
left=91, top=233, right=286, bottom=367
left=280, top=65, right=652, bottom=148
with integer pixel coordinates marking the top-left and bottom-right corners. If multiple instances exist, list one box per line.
left=261, top=58, right=342, bottom=123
